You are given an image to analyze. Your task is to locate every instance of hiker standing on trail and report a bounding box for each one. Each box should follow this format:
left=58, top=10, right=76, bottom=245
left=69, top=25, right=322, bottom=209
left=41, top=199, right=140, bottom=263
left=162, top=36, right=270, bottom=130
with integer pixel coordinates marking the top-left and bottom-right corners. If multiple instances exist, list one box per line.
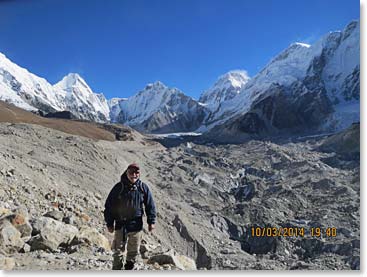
left=104, top=163, right=156, bottom=270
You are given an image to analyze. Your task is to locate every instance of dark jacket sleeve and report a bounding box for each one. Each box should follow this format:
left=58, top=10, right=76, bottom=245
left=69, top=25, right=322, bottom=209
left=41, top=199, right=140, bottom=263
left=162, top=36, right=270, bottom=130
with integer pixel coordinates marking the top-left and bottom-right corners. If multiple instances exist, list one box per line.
left=143, top=183, right=156, bottom=225
left=104, top=183, right=120, bottom=228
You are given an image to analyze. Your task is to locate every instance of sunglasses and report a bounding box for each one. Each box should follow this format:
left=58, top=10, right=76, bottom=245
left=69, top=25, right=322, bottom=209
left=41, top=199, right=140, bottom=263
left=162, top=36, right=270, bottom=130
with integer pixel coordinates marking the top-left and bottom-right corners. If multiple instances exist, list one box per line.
left=128, top=169, right=140, bottom=174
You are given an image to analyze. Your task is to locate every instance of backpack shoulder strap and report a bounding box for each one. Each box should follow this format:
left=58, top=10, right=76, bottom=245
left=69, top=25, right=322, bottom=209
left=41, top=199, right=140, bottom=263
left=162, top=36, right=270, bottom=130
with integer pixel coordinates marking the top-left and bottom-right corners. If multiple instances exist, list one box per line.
left=137, top=180, right=148, bottom=201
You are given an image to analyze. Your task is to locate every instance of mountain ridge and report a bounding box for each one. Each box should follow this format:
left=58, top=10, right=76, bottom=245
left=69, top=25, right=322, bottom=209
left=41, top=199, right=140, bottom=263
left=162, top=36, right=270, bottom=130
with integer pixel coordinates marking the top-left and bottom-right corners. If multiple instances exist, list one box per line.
left=0, top=20, right=360, bottom=139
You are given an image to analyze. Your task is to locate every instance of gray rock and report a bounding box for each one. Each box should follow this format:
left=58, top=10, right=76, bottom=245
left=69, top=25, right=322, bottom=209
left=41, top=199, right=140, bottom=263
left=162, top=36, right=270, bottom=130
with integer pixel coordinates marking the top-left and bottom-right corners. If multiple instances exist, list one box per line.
left=62, top=215, right=83, bottom=228
left=4, top=209, right=32, bottom=242
left=148, top=249, right=197, bottom=270
left=20, top=243, right=31, bottom=253
left=210, top=215, right=229, bottom=234
left=148, top=249, right=184, bottom=270
left=44, top=210, right=64, bottom=221
left=29, top=217, right=78, bottom=252
left=176, top=254, right=197, bottom=270
left=62, top=215, right=75, bottom=225
left=0, top=219, right=24, bottom=254
left=71, top=226, right=111, bottom=251
left=0, top=115, right=361, bottom=270
left=0, top=254, right=15, bottom=270
left=232, top=183, right=256, bottom=201
left=220, top=248, right=237, bottom=255
left=140, top=243, right=154, bottom=256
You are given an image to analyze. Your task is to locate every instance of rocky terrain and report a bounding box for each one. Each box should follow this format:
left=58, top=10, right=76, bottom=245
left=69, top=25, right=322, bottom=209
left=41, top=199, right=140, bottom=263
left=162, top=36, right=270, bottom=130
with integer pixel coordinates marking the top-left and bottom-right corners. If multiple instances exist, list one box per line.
left=0, top=103, right=360, bottom=270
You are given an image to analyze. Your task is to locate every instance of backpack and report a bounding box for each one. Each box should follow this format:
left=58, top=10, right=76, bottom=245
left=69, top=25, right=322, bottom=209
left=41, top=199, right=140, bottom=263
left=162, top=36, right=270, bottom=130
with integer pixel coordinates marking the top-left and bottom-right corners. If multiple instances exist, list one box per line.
left=112, top=180, right=147, bottom=221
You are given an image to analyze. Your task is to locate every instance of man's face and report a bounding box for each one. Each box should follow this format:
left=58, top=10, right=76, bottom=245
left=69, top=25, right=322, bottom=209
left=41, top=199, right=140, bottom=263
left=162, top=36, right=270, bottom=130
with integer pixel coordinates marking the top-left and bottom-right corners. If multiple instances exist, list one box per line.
left=127, top=169, right=140, bottom=184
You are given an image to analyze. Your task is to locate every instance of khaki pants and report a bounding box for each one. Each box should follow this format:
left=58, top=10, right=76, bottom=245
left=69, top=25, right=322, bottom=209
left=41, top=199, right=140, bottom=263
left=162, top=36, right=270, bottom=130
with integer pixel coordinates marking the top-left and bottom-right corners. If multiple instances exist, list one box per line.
left=112, top=230, right=142, bottom=270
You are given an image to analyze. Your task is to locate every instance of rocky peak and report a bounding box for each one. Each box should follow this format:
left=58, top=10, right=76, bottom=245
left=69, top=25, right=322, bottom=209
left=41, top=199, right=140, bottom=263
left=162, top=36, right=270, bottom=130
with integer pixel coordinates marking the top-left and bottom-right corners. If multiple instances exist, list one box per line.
left=199, top=70, right=250, bottom=112
left=267, top=42, right=311, bottom=66
left=342, top=20, right=359, bottom=41
left=109, top=81, right=209, bottom=133
left=213, top=70, right=250, bottom=90
left=108, top=97, right=127, bottom=107
left=54, top=73, right=89, bottom=91
left=144, top=81, right=167, bottom=91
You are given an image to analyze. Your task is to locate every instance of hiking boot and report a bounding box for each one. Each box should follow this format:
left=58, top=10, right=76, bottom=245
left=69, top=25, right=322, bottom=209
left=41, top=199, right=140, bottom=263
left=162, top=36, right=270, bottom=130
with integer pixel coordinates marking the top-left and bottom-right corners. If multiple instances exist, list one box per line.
left=112, top=253, right=124, bottom=270
left=124, top=260, right=135, bottom=270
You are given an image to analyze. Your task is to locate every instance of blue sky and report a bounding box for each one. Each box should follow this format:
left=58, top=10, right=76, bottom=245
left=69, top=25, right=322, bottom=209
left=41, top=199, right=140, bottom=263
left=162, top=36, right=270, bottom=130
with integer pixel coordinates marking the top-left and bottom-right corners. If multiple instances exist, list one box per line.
left=0, top=0, right=359, bottom=100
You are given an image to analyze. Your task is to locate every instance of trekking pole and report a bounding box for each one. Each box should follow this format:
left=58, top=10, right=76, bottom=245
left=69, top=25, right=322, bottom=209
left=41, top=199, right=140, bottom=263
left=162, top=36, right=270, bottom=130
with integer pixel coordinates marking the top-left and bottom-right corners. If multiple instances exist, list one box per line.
left=122, top=225, right=128, bottom=245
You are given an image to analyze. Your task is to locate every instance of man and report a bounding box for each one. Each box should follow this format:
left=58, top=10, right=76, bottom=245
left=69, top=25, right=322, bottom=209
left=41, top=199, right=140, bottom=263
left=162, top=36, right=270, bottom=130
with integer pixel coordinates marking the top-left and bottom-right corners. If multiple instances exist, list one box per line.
left=104, top=163, right=156, bottom=270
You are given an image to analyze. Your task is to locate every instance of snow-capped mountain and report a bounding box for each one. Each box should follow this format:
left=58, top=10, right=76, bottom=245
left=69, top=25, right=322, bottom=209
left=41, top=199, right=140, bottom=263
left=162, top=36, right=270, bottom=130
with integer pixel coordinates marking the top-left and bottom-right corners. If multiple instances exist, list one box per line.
left=0, top=53, right=110, bottom=123
left=0, top=52, right=66, bottom=112
left=0, top=20, right=359, bottom=138
left=199, top=70, right=250, bottom=120
left=200, top=20, right=360, bottom=139
left=54, top=73, right=110, bottom=122
left=109, top=81, right=209, bottom=133
left=108, top=97, right=127, bottom=123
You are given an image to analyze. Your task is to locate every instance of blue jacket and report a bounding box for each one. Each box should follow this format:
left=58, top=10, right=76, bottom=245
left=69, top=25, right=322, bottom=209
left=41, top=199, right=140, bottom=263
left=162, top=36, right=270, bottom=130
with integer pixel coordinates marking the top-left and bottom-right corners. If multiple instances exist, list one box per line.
left=104, top=172, right=156, bottom=232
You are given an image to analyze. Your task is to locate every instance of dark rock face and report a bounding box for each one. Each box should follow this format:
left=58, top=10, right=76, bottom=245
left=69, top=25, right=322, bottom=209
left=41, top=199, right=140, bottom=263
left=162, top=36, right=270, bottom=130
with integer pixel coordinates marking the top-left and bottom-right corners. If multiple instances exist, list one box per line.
left=213, top=82, right=334, bottom=140
left=295, top=239, right=355, bottom=260
left=27, top=97, right=59, bottom=114
left=255, top=83, right=333, bottom=131
left=44, top=111, right=78, bottom=120
left=98, top=123, right=136, bottom=141
left=134, top=101, right=208, bottom=134
left=234, top=113, right=266, bottom=134
left=240, top=226, right=278, bottom=255
left=342, top=66, right=360, bottom=101
left=318, top=122, right=360, bottom=160
left=233, top=184, right=256, bottom=202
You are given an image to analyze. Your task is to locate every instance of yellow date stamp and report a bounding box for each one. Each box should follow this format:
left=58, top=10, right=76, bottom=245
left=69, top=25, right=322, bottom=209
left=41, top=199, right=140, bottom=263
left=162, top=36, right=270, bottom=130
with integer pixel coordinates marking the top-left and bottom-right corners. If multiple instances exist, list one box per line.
left=250, top=227, right=337, bottom=237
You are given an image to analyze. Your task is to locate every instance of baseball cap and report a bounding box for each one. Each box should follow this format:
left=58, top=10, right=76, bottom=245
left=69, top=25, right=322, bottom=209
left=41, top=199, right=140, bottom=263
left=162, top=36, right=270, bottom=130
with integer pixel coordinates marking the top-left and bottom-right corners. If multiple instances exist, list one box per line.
left=127, top=163, right=140, bottom=172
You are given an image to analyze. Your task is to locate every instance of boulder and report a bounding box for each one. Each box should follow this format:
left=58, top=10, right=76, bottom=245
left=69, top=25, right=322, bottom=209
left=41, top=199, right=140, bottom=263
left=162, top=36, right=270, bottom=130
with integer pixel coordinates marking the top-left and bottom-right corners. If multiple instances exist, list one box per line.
left=140, top=242, right=159, bottom=259
left=8, top=215, right=32, bottom=242
left=176, top=255, right=197, bottom=270
left=43, top=210, right=64, bottom=221
left=62, top=214, right=84, bottom=228
left=193, top=173, right=214, bottom=186
left=20, top=243, right=31, bottom=253
left=71, top=226, right=111, bottom=251
left=210, top=215, right=229, bottom=234
left=1, top=207, right=32, bottom=243
left=29, top=216, right=78, bottom=252
left=148, top=249, right=184, bottom=269
left=0, top=219, right=24, bottom=254
left=0, top=254, right=15, bottom=270
left=148, top=249, right=196, bottom=270
left=0, top=208, right=11, bottom=218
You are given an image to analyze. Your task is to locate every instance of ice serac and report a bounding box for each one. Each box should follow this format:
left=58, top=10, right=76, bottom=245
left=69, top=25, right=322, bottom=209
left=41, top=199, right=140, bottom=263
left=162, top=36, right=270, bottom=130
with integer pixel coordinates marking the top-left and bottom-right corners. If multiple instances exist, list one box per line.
left=54, top=73, right=110, bottom=122
left=109, top=81, right=209, bottom=133
left=202, top=20, right=360, bottom=141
